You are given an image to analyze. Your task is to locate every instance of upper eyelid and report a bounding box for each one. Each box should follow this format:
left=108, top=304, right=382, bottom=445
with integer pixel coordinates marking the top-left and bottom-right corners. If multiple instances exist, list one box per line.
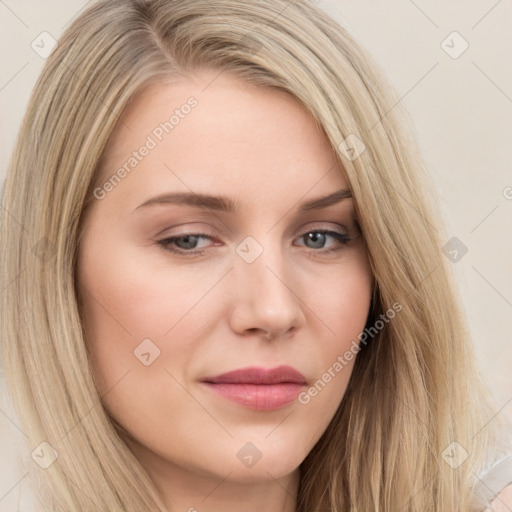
left=158, top=230, right=348, bottom=253
left=148, top=204, right=356, bottom=235
left=160, top=223, right=351, bottom=240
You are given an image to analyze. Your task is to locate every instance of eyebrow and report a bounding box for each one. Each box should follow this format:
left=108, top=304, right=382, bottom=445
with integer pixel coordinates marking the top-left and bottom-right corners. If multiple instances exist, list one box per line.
left=131, top=188, right=352, bottom=214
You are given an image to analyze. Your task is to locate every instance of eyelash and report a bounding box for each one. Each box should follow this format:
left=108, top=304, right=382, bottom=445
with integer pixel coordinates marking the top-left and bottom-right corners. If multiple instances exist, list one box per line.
left=157, top=229, right=353, bottom=257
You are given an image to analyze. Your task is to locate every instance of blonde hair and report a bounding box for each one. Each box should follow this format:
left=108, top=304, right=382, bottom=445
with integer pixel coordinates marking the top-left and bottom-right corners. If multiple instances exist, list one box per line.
left=1, top=0, right=509, bottom=510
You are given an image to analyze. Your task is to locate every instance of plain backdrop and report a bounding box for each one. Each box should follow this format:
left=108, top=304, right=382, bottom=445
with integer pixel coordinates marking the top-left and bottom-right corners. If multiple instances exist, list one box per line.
left=0, top=0, right=511, bottom=505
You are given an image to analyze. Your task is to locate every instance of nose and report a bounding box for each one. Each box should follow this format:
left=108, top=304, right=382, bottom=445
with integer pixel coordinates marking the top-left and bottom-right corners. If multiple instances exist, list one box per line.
left=228, top=243, right=306, bottom=340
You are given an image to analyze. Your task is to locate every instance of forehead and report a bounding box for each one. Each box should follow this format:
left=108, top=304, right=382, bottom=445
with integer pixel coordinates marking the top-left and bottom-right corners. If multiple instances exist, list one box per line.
left=96, top=70, right=349, bottom=209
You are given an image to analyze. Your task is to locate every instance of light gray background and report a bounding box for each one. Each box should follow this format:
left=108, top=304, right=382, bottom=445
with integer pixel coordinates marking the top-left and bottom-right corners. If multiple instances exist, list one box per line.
left=1, top=1, right=511, bottom=504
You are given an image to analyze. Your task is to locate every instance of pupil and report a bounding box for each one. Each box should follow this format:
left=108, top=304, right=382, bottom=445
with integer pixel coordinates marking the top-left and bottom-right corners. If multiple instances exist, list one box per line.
left=178, top=235, right=198, bottom=249
left=307, top=232, right=325, bottom=249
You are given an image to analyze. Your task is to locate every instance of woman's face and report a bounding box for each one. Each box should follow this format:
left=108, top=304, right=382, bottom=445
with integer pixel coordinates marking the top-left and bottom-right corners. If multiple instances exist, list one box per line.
left=76, top=69, right=373, bottom=498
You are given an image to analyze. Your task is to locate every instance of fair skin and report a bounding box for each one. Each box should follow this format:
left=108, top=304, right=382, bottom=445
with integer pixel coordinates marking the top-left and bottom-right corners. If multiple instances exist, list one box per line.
left=489, top=485, right=512, bottom=512
left=76, top=69, right=373, bottom=512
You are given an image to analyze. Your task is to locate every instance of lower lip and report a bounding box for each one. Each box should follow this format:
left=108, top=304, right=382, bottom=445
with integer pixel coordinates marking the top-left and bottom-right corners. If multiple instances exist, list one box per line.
left=201, top=382, right=305, bottom=411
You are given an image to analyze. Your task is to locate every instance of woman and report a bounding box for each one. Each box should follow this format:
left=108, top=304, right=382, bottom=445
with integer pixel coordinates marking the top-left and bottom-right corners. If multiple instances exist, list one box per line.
left=1, top=0, right=511, bottom=511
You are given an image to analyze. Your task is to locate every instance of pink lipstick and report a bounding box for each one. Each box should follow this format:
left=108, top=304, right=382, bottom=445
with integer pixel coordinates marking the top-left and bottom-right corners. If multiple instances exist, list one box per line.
left=200, top=365, right=307, bottom=411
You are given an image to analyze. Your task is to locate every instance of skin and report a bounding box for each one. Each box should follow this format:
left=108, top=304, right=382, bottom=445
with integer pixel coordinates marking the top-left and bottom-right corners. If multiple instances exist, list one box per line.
left=76, top=69, right=373, bottom=512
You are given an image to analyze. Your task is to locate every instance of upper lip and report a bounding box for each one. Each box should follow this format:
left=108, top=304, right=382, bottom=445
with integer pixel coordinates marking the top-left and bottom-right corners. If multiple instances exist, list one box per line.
left=201, top=365, right=307, bottom=385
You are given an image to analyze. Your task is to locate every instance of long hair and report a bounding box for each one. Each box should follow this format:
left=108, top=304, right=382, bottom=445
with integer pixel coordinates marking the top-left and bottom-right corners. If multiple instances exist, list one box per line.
left=0, top=0, right=509, bottom=510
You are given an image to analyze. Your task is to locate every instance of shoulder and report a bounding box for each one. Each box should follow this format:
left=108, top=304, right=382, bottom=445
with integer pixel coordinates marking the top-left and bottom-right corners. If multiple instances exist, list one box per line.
left=476, top=453, right=512, bottom=512
left=485, top=483, right=512, bottom=512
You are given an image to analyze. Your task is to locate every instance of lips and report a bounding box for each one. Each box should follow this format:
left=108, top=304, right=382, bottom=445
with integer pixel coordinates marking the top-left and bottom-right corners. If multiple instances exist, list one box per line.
left=201, top=365, right=307, bottom=385
left=200, top=365, right=308, bottom=411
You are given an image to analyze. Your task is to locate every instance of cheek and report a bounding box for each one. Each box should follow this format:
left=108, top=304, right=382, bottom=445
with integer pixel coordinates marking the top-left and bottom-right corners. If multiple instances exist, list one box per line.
left=76, top=252, right=196, bottom=435
left=76, top=230, right=228, bottom=400
left=76, top=233, right=172, bottom=387
left=77, top=230, right=197, bottom=339
left=310, top=249, right=373, bottom=345
left=298, top=250, right=372, bottom=404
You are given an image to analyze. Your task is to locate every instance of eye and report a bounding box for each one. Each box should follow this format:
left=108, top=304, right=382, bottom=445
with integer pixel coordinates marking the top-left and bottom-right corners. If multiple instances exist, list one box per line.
left=157, top=232, right=215, bottom=255
left=295, top=230, right=352, bottom=254
left=157, top=228, right=354, bottom=257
